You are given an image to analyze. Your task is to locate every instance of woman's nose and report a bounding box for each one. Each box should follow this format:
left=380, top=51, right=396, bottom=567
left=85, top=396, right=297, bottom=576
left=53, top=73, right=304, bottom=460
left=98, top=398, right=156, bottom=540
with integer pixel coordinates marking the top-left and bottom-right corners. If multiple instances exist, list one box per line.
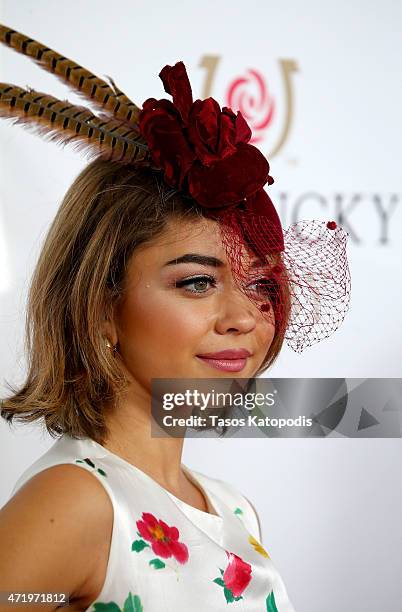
left=214, top=285, right=259, bottom=334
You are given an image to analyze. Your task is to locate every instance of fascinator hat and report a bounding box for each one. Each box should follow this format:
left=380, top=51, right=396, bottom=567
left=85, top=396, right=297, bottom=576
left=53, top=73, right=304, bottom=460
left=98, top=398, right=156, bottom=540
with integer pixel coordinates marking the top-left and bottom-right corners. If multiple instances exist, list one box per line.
left=0, top=24, right=350, bottom=353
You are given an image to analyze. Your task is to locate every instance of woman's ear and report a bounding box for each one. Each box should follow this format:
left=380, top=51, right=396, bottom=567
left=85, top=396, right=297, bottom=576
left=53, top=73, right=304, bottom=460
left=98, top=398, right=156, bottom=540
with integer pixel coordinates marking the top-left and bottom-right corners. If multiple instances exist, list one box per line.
left=101, top=314, right=118, bottom=347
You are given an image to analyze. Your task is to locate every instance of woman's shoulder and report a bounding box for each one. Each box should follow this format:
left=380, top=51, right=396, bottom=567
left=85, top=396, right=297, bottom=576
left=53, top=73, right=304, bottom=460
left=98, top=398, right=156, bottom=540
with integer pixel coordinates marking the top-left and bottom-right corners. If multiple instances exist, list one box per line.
left=10, top=435, right=111, bottom=498
left=1, top=462, right=113, bottom=606
left=9, top=460, right=114, bottom=512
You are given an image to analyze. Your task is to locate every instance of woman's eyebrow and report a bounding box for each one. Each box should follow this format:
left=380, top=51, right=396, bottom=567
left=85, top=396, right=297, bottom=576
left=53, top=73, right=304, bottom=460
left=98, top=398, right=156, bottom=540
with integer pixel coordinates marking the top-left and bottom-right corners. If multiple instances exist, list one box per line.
left=164, top=254, right=224, bottom=267
left=163, top=253, right=265, bottom=268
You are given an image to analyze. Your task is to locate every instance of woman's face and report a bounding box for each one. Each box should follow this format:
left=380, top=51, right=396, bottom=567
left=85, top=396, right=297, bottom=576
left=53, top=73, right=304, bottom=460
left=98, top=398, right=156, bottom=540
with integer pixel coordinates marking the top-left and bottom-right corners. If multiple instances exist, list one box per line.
left=109, top=216, right=276, bottom=388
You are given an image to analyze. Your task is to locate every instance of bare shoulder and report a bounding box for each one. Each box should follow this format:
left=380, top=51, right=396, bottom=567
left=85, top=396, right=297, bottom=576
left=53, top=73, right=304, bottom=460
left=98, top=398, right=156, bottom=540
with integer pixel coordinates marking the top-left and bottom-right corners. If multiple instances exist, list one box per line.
left=0, top=463, right=113, bottom=610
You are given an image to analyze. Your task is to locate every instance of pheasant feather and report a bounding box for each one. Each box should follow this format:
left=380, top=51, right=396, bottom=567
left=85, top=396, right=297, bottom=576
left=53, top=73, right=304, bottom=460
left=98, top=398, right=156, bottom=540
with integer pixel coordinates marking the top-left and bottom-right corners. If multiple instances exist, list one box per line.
left=0, top=83, right=151, bottom=164
left=0, top=23, right=140, bottom=127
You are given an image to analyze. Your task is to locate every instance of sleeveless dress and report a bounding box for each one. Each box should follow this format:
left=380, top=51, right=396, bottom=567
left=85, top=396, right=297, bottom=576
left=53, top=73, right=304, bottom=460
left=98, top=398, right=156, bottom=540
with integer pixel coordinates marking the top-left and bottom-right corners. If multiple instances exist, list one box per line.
left=10, top=434, right=296, bottom=611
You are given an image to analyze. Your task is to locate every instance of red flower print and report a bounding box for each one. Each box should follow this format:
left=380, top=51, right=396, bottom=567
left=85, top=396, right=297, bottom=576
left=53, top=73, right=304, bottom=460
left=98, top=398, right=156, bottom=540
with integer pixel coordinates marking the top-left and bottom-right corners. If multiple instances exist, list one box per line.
left=223, top=550, right=252, bottom=597
left=136, top=512, right=189, bottom=564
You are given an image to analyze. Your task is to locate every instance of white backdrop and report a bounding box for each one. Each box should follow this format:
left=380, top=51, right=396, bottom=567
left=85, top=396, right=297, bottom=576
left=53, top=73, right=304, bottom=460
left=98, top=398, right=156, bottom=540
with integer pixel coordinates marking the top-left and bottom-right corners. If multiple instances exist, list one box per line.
left=0, top=1, right=401, bottom=611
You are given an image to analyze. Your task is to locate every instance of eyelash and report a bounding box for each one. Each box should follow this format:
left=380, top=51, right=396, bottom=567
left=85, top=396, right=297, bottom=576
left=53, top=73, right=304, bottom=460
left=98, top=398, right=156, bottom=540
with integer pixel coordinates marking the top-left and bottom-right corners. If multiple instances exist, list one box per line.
left=175, top=274, right=274, bottom=296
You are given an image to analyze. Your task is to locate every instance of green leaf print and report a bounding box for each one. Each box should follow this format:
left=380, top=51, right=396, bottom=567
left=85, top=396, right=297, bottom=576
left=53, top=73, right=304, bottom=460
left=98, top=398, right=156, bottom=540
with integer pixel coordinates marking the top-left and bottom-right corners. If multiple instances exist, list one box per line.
left=266, top=589, right=279, bottom=612
left=75, top=458, right=107, bottom=477
left=93, top=603, right=121, bottom=611
left=131, top=538, right=150, bottom=552
left=214, top=570, right=244, bottom=604
left=149, top=558, right=166, bottom=569
left=92, top=592, right=143, bottom=612
left=123, top=592, right=144, bottom=612
left=234, top=507, right=244, bottom=516
left=223, top=586, right=243, bottom=603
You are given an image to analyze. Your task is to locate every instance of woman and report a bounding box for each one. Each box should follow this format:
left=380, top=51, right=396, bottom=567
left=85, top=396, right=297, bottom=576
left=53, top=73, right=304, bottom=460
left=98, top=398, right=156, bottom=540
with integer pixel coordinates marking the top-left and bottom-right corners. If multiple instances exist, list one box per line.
left=0, top=23, right=350, bottom=611
left=0, top=158, right=293, bottom=611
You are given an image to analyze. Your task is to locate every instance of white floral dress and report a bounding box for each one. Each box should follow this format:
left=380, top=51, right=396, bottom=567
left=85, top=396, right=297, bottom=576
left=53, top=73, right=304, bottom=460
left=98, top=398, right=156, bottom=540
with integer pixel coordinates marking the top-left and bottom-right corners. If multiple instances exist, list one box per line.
left=10, top=434, right=296, bottom=611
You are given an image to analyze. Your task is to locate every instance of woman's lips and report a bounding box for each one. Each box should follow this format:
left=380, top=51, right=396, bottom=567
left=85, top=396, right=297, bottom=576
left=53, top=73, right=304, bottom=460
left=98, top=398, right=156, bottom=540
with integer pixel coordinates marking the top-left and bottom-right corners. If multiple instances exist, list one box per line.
left=196, top=356, right=248, bottom=372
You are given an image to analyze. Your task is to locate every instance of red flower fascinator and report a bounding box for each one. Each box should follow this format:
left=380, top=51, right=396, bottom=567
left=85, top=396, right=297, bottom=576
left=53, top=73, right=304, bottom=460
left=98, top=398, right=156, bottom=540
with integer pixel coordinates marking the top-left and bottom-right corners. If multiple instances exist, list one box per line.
left=138, top=61, right=350, bottom=352
left=0, top=24, right=350, bottom=352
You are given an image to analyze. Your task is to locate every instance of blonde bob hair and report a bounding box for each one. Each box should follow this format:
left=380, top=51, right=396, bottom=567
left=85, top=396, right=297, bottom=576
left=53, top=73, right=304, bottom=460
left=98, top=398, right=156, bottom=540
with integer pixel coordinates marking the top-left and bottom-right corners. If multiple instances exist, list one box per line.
left=1, top=160, right=290, bottom=445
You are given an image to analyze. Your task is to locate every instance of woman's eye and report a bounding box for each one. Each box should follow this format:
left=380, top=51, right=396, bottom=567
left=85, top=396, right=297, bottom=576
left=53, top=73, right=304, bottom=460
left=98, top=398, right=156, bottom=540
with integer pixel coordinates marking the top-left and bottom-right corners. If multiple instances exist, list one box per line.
left=175, top=275, right=216, bottom=294
left=174, top=275, right=276, bottom=297
left=247, top=278, right=275, bottom=296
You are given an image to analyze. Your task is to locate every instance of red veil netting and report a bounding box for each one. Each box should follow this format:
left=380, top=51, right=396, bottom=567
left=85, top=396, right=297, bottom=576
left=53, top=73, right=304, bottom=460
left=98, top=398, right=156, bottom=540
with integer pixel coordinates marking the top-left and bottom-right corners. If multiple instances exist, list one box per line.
left=204, top=204, right=351, bottom=354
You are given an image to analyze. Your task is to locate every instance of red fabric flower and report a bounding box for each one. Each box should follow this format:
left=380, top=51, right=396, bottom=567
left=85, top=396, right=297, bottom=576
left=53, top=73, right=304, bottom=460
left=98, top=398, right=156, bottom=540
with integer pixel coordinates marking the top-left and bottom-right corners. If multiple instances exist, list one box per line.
left=136, top=512, right=189, bottom=564
left=188, top=99, right=244, bottom=165
left=139, top=97, right=195, bottom=189
left=223, top=550, right=253, bottom=597
left=138, top=61, right=274, bottom=209
left=188, top=142, right=270, bottom=209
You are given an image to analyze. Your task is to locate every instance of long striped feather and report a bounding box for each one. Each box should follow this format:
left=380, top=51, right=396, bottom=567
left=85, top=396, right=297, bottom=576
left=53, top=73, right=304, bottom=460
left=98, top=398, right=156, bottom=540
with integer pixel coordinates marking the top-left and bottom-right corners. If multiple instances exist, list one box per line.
left=0, top=83, right=152, bottom=165
left=0, top=23, right=141, bottom=127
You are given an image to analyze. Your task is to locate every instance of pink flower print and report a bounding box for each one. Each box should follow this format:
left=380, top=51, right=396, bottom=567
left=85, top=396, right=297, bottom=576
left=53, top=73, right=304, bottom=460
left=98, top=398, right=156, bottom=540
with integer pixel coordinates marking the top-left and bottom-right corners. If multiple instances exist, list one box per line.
left=213, top=550, right=253, bottom=603
left=136, top=512, right=189, bottom=564
left=223, top=550, right=252, bottom=597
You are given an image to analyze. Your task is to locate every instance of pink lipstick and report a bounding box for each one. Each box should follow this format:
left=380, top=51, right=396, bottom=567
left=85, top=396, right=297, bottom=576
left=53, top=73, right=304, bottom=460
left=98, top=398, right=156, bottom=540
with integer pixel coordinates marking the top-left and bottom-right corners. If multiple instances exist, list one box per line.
left=196, top=348, right=252, bottom=372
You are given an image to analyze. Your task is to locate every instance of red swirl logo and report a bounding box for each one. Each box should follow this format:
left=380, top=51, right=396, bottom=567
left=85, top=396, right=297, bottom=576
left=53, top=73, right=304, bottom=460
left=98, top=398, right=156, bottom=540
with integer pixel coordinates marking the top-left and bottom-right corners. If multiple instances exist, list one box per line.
left=226, top=69, right=275, bottom=144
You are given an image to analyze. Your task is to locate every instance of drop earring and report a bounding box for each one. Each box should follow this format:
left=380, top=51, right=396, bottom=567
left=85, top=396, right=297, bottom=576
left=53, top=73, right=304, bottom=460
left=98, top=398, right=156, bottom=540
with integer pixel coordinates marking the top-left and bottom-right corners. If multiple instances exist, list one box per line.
left=105, top=339, right=118, bottom=356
